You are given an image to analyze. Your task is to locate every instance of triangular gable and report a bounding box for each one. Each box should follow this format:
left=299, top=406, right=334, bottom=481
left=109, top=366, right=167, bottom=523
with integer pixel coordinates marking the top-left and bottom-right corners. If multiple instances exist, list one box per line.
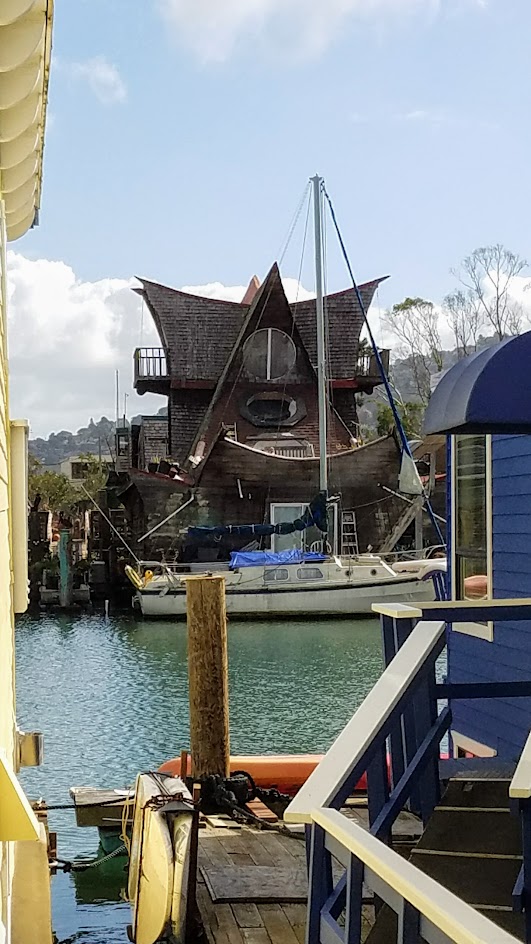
left=185, top=263, right=317, bottom=463
left=186, top=263, right=355, bottom=466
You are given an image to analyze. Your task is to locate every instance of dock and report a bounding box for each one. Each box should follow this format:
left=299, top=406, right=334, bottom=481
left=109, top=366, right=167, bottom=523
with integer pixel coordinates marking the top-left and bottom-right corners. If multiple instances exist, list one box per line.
left=195, top=805, right=422, bottom=944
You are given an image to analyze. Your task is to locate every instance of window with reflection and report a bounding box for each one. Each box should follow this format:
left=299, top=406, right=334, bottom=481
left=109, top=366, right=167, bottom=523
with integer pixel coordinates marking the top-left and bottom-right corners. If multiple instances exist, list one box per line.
left=454, top=435, right=490, bottom=600
left=243, top=328, right=297, bottom=381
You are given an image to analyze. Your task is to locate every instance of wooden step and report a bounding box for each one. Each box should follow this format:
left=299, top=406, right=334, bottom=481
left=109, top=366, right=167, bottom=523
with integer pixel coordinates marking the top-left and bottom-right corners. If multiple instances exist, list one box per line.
left=365, top=774, right=525, bottom=943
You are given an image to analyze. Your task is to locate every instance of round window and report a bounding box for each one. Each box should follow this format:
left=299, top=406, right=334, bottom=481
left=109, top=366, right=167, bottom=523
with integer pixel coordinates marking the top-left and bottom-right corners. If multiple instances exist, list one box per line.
left=242, top=328, right=297, bottom=381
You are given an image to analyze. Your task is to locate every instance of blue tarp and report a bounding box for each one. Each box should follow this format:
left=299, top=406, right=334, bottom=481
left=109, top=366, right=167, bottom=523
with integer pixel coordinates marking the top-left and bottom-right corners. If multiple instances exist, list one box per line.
left=229, top=549, right=327, bottom=569
left=187, top=491, right=328, bottom=540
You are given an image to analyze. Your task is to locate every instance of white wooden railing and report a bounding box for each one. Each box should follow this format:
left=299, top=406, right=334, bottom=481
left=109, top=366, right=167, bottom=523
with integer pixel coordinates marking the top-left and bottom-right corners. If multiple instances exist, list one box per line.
left=310, top=809, right=519, bottom=944
left=284, top=619, right=446, bottom=824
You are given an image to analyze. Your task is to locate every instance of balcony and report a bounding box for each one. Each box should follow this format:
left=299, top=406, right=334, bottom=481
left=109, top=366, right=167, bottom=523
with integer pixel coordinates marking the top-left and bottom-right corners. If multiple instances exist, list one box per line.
left=353, top=349, right=390, bottom=392
left=133, top=348, right=170, bottom=395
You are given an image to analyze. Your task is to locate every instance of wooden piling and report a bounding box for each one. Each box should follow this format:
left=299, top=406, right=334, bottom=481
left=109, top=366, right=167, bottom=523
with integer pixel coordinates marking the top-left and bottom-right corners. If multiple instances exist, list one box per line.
left=185, top=575, right=230, bottom=780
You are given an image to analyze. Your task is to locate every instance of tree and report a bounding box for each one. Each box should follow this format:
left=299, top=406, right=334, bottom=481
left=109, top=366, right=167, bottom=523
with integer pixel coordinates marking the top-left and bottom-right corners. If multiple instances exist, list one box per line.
left=75, top=453, right=108, bottom=498
left=442, top=289, right=482, bottom=359
left=382, top=297, right=443, bottom=405
left=28, top=468, right=78, bottom=515
left=376, top=402, right=424, bottom=440
left=28, top=453, right=108, bottom=515
left=452, top=244, right=528, bottom=341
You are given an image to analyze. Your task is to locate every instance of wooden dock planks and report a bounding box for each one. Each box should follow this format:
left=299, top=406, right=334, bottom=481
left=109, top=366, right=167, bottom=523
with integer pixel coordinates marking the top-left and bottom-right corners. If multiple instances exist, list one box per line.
left=197, top=825, right=309, bottom=944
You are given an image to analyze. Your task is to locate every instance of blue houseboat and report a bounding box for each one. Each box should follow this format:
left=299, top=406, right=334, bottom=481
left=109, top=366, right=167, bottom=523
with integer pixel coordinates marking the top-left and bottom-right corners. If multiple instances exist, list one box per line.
left=283, top=331, right=531, bottom=944
left=426, top=333, right=531, bottom=761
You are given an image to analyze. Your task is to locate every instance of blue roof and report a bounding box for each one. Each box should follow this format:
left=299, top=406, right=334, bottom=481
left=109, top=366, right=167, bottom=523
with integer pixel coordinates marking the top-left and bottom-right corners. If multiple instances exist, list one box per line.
left=424, top=332, right=531, bottom=435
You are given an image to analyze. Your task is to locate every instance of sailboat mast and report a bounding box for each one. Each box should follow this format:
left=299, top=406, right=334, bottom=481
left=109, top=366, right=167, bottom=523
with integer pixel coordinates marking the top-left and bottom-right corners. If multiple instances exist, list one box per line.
left=311, top=174, right=328, bottom=494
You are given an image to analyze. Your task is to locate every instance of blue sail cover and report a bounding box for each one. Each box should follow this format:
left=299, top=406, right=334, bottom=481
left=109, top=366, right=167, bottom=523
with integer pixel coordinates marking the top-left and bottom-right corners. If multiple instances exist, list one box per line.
left=230, top=550, right=327, bottom=569
left=186, top=491, right=328, bottom=540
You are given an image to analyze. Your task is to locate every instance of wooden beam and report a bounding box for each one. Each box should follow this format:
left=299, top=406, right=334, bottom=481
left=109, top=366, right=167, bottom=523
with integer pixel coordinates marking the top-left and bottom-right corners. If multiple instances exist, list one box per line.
left=185, top=575, right=230, bottom=779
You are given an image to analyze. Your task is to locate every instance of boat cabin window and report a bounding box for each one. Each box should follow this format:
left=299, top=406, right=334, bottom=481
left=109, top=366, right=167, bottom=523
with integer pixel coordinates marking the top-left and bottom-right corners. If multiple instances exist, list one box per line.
left=264, top=568, right=289, bottom=583
left=243, top=328, right=297, bottom=381
left=296, top=567, right=324, bottom=580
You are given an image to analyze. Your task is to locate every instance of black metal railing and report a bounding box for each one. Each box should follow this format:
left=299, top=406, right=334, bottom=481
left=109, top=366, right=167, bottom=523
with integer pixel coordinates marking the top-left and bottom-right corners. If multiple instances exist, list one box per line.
left=134, top=348, right=169, bottom=383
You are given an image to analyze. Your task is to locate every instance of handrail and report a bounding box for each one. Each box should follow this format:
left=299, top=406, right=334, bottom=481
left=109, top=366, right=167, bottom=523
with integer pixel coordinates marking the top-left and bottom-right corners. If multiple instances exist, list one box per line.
left=284, top=619, right=445, bottom=824
left=312, top=808, right=520, bottom=944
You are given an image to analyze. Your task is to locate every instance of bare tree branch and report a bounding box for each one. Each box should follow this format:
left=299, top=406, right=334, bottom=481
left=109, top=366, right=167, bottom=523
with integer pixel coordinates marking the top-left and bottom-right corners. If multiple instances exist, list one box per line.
left=452, top=244, right=528, bottom=340
left=382, top=297, right=443, bottom=405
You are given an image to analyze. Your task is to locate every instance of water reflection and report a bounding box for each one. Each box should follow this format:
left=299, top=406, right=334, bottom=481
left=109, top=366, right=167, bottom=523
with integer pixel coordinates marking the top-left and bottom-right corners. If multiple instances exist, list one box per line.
left=16, top=611, right=382, bottom=943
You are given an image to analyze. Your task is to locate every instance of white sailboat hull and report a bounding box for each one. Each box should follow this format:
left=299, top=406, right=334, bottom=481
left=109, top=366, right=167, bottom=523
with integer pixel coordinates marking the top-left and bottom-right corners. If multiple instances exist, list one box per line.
left=135, top=565, right=441, bottom=620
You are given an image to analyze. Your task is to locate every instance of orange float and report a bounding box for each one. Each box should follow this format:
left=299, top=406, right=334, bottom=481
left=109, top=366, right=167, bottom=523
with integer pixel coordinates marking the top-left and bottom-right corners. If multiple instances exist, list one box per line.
left=158, top=754, right=386, bottom=796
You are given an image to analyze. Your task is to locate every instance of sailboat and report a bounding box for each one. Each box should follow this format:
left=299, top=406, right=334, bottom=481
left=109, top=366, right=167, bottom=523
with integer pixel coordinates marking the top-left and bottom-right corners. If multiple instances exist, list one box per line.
left=126, top=176, right=446, bottom=619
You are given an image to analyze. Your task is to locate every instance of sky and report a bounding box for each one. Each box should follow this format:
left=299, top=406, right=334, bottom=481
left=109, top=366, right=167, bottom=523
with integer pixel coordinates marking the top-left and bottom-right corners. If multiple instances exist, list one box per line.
left=8, top=0, right=531, bottom=437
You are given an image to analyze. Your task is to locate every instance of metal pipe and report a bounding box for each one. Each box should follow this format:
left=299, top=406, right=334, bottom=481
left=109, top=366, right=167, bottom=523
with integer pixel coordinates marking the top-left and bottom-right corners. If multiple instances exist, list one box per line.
left=311, top=174, right=328, bottom=494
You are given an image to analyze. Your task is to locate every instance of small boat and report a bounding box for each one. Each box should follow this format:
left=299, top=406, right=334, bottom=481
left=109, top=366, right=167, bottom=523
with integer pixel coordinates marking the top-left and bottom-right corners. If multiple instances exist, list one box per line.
left=127, top=773, right=195, bottom=944
left=127, top=551, right=446, bottom=620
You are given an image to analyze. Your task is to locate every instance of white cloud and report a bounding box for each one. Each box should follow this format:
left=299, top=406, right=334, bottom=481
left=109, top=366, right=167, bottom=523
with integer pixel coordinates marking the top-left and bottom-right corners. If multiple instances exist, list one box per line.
left=182, top=277, right=314, bottom=303
left=68, top=56, right=127, bottom=105
left=158, top=0, right=484, bottom=62
left=6, top=254, right=312, bottom=438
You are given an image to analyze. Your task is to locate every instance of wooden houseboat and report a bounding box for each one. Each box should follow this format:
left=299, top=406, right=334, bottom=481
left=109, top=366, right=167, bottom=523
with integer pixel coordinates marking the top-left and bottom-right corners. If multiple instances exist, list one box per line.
left=107, top=258, right=446, bottom=573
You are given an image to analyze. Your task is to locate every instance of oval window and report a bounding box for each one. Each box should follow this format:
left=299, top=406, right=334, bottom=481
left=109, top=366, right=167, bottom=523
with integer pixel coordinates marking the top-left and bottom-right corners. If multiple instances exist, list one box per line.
left=243, top=328, right=297, bottom=381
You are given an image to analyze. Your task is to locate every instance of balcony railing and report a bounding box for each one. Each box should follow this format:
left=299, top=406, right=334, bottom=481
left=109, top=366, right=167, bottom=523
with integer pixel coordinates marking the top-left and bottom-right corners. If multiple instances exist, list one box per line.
left=285, top=598, right=531, bottom=944
left=134, top=348, right=169, bottom=385
left=355, top=349, right=390, bottom=380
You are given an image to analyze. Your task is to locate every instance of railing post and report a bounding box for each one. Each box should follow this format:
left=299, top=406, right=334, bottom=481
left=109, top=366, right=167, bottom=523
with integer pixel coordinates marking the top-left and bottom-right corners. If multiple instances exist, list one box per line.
left=413, top=669, right=441, bottom=823
left=398, top=901, right=421, bottom=944
left=374, top=606, right=423, bottom=813
left=367, top=743, right=390, bottom=838
left=345, top=852, right=363, bottom=944
left=306, top=822, right=332, bottom=944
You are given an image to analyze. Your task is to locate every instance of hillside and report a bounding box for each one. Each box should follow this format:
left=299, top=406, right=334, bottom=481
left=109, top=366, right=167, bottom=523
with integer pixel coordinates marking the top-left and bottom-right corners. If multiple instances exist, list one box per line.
left=30, top=409, right=167, bottom=465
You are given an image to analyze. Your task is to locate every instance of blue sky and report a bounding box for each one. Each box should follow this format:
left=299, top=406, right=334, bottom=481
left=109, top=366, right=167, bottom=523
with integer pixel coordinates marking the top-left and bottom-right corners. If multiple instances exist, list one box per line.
left=9, top=0, right=531, bottom=435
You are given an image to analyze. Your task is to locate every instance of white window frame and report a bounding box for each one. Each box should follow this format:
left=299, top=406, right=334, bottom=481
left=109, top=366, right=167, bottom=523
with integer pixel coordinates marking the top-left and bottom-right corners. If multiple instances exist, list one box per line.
left=451, top=434, right=493, bottom=641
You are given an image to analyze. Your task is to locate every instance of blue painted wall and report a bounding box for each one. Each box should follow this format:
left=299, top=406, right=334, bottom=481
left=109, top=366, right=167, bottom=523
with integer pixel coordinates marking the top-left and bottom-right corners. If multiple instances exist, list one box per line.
left=448, top=434, right=531, bottom=758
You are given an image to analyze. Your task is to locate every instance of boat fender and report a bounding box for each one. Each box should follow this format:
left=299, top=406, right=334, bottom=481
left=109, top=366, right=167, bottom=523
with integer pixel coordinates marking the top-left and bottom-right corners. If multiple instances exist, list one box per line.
left=124, top=565, right=143, bottom=591
left=143, top=569, right=154, bottom=586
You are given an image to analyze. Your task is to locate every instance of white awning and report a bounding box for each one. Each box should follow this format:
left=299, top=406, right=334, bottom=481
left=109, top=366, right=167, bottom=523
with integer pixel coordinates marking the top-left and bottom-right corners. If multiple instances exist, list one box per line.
left=0, top=0, right=53, bottom=241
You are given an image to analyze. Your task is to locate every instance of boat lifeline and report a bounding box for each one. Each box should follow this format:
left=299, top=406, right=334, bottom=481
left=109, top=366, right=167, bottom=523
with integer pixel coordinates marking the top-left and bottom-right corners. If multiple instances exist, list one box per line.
left=127, top=549, right=445, bottom=619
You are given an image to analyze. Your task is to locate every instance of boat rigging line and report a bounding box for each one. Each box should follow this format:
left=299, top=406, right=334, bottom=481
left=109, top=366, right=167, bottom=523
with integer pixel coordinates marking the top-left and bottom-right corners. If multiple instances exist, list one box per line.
left=137, top=493, right=196, bottom=543
left=321, top=185, right=446, bottom=548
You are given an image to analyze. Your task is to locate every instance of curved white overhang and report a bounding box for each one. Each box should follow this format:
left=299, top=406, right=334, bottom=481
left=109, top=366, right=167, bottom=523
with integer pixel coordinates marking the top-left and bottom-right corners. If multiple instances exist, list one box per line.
left=0, top=0, right=53, bottom=241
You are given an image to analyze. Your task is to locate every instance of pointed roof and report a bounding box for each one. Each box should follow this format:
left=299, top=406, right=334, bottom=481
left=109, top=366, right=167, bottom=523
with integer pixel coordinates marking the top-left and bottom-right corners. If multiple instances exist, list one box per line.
left=135, top=267, right=387, bottom=382
left=241, top=275, right=261, bottom=305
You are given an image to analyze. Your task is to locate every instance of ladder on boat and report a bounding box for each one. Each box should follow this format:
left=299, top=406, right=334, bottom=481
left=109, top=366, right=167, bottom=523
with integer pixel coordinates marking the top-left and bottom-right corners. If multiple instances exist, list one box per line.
left=341, top=510, right=359, bottom=557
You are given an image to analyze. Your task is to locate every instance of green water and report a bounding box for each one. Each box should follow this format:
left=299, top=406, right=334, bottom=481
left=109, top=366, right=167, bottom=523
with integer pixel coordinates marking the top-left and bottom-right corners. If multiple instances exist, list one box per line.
left=15, top=611, right=382, bottom=943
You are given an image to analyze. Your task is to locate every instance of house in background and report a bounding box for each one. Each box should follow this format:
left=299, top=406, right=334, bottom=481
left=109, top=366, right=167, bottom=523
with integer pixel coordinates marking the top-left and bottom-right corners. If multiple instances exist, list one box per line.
left=58, top=454, right=114, bottom=483
left=107, top=263, right=440, bottom=561
left=424, top=333, right=531, bottom=759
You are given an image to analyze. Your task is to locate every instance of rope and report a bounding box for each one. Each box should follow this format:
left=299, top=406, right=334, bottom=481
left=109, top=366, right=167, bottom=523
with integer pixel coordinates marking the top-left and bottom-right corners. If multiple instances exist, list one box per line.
left=322, top=186, right=445, bottom=548
left=53, top=843, right=128, bottom=873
